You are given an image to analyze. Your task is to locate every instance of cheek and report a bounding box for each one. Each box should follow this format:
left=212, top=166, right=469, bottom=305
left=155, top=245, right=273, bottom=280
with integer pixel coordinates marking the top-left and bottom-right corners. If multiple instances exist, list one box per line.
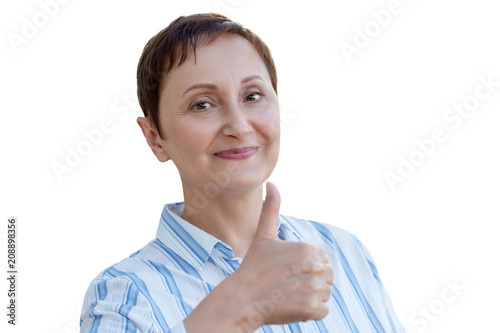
left=167, top=119, right=216, bottom=154
left=257, top=108, right=281, bottom=142
left=252, top=114, right=280, bottom=162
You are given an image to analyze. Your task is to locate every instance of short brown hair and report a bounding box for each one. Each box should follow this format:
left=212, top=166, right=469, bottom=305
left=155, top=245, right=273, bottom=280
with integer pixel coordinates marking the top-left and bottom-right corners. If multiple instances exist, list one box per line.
left=136, top=13, right=278, bottom=139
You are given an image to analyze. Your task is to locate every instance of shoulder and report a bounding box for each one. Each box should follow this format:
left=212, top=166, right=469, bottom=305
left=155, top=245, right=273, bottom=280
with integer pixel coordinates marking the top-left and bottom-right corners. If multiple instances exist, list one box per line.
left=82, top=241, right=157, bottom=306
left=80, top=240, right=188, bottom=331
left=83, top=238, right=180, bottom=297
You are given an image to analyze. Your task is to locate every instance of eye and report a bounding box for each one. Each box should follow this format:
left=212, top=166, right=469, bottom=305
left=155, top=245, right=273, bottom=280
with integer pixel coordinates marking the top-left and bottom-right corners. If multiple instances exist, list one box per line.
left=245, top=93, right=262, bottom=102
left=192, top=101, right=213, bottom=111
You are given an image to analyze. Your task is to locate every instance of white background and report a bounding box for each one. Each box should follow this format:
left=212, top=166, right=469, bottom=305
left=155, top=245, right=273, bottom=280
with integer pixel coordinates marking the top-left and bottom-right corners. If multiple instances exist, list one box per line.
left=1, top=0, right=499, bottom=332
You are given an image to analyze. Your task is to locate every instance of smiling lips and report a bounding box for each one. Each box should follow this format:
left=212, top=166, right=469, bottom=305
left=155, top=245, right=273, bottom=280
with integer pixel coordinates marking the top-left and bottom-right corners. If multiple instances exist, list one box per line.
left=214, top=146, right=259, bottom=160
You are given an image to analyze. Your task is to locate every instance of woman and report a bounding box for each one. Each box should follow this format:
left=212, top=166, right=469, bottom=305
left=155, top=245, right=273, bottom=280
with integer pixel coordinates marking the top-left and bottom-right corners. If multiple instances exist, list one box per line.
left=81, top=13, right=405, bottom=332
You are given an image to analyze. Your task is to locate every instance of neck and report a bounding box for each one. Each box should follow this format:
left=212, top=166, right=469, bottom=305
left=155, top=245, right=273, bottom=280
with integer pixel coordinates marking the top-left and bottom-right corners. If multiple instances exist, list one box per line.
left=180, top=181, right=264, bottom=258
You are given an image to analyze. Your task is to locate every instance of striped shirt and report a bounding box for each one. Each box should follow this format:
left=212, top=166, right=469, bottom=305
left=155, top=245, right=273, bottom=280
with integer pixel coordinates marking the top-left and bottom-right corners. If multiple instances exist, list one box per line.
left=80, top=202, right=405, bottom=332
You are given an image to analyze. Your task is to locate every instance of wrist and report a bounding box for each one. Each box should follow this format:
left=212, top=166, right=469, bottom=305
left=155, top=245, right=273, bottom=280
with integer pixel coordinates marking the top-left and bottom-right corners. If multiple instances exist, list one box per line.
left=184, top=273, right=263, bottom=332
left=220, top=273, right=264, bottom=332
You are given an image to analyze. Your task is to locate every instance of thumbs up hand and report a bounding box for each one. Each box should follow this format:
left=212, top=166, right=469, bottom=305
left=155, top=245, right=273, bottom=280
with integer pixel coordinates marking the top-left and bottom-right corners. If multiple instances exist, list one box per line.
left=183, top=182, right=334, bottom=333
left=233, top=182, right=334, bottom=329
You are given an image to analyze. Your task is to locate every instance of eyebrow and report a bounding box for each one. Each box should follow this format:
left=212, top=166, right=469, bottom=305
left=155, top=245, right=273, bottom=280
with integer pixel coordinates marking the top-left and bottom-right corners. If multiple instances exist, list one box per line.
left=241, top=75, right=266, bottom=85
left=181, top=75, right=266, bottom=98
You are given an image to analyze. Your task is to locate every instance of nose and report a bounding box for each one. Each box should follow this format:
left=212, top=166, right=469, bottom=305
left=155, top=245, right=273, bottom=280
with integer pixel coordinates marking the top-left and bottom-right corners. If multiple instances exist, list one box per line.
left=221, top=102, right=253, bottom=139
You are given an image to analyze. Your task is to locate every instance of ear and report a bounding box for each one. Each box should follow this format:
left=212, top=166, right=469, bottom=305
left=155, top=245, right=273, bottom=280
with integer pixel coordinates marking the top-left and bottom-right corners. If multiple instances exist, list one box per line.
left=136, top=117, right=170, bottom=162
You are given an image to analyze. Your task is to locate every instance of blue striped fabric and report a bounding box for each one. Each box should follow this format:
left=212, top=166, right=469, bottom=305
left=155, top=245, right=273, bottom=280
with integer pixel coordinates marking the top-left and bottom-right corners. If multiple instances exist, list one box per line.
left=80, top=202, right=405, bottom=332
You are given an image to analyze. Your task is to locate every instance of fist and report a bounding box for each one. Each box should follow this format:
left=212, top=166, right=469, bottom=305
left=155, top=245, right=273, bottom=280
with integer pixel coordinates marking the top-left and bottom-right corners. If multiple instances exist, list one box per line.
left=234, top=182, right=334, bottom=329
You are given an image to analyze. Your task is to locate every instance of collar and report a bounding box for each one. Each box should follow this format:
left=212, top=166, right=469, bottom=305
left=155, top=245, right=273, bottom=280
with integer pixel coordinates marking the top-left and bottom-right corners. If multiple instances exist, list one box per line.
left=156, top=202, right=303, bottom=272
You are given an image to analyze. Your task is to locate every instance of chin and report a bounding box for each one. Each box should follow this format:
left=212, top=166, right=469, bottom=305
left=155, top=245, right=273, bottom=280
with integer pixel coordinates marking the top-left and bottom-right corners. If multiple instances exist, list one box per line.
left=182, top=161, right=271, bottom=186
left=214, top=171, right=271, bottom=193
left=226, top=177, right=266, bottom=191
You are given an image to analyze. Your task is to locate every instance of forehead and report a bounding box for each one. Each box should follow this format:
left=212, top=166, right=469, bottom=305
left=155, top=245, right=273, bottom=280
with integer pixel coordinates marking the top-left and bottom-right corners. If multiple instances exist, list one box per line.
left=162, top=34, right=271, bottom=96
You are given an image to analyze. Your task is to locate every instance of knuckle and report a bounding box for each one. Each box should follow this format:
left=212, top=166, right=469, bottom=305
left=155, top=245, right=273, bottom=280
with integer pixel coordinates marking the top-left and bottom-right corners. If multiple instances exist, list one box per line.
left=326, top=283, right=333, bottom=294
left=296, top=245, right=322, bottom=270
left=301, top=300, right=318, bottom=318
left=323, top=284, right=333, bottom=301
left=304, top=279, right=322, bottom=293
left=325, top=264, right=335, bottom=284
left=301, top=297, right=327, bottom=321
left=302, top=259, right=325, bottom=275
left=312, top=304, right=330, bottom=321
left=295, top=242, right=313, bottom=255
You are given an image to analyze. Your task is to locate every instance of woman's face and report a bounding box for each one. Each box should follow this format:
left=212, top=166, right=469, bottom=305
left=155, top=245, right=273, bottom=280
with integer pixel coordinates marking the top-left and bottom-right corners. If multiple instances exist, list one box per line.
left=155, top=34, right=280, bottom=193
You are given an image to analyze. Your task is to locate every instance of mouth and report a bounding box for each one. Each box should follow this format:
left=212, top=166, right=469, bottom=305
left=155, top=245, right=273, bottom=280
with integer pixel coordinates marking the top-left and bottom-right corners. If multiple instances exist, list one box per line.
left=214, top=146, right=259, bottom=160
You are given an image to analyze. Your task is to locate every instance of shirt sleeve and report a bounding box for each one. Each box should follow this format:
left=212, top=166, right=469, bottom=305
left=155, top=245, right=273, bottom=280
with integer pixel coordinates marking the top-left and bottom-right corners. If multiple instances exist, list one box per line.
left=355, top=238, right=406, bottom=333
left=80, top=276, right=187, bottom=333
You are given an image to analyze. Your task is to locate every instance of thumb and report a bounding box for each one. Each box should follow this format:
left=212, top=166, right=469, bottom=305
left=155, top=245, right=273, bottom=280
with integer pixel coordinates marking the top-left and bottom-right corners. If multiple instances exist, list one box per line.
left=254, top=182, right=281, bottom=241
